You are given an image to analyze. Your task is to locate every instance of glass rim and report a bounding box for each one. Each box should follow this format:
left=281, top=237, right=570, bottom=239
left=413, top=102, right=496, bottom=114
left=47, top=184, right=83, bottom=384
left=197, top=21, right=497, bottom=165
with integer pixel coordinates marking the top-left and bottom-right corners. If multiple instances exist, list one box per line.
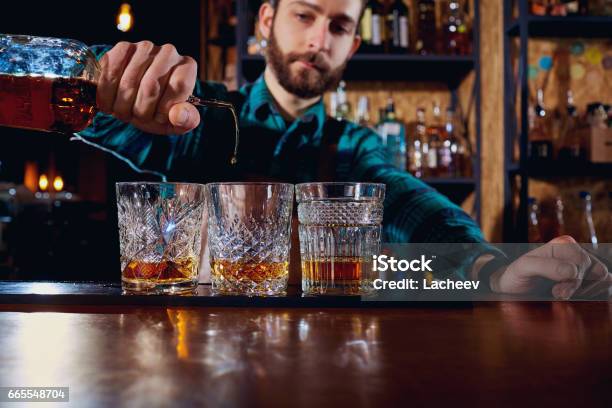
left=206, top=182, right=294, bottom=188
left=295, top=182, right=385, bottom=201
left=295, top=182, right=385, bottom=189
left=116, top=182, right=207, bottom=188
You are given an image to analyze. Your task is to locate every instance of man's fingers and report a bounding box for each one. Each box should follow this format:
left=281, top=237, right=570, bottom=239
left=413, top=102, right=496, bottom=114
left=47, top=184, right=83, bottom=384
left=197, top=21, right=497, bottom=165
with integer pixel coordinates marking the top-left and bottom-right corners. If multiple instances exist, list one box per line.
left=112, top=41, right=157, bottom=122
left=155, top=56, right=198, bottom=123
left=576, top=256, right=610, bottom=298
left=512, top=255, right=579, bottom=282
left=168, top=102, right=200, bottom=133
left=529, top=237, right=591, bottom=277
left=96, top=42, right=135, bottom=114
left=133, top=44, right=181, bottom=123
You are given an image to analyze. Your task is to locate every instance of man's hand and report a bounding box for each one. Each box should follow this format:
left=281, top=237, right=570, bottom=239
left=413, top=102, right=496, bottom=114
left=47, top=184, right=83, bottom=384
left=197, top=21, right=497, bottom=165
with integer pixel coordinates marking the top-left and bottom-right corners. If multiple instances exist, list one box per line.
left=97, top=41, right=200, bottom=135
left=489, top=236, right=611, bottom=299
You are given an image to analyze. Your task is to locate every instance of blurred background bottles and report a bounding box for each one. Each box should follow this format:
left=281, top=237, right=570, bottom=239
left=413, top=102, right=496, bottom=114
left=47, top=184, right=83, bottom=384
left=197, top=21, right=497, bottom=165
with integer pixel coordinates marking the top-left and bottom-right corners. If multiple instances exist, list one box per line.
left=528, top=88, right=611, bottom=165
left=528, top=192, right=612, bottom=246
left=355, top=0, right=472, bottom=55
left=328, top=85, right=474, bottom=178
left=529, top=0, right=609, bottom=16
left=443, top=0, right=471, bottom=55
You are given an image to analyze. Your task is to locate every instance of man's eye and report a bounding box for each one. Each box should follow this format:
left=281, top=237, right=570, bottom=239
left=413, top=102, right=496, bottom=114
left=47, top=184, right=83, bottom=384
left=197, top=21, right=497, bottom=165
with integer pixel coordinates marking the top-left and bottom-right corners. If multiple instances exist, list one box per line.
left=295, top=13, right=313, bottom=22
left=330, top=23, right=349, bottom=34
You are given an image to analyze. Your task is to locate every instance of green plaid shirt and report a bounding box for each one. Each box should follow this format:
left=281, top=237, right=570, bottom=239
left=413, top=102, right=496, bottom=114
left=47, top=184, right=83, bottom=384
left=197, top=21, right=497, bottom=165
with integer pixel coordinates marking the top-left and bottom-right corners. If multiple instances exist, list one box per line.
left=79, top=46, right=501, bottom=279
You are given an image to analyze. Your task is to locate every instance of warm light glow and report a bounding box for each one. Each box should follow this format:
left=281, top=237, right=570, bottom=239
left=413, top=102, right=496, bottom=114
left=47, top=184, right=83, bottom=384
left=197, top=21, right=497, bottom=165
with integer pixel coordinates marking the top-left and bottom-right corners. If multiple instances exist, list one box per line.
left=53, top=176, right=64, bottom=192
left=24, top=161, right=39, bottom=193
left=39, top=174, right=49, bottom=191
left=117, top=3, right=134, bottom=32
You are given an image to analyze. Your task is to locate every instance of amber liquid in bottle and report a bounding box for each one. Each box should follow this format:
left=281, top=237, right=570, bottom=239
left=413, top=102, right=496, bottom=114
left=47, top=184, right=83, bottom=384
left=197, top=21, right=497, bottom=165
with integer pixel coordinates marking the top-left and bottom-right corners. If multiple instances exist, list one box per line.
left=0, top=74, right=97, bottom=133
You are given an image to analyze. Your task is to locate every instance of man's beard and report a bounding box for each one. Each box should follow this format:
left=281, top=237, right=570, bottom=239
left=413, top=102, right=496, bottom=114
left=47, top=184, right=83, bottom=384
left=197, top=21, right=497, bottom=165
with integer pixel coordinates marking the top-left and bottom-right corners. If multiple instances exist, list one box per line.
left=266, top=28, right=347, bottom=99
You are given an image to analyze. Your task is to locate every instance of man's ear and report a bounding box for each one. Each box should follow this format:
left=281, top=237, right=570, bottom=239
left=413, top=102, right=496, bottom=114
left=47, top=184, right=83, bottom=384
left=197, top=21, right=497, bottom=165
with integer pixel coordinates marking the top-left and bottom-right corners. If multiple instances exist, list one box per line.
left=348, top=35, right=362, bottom=59
left=259, top=2, right=275, bottom=40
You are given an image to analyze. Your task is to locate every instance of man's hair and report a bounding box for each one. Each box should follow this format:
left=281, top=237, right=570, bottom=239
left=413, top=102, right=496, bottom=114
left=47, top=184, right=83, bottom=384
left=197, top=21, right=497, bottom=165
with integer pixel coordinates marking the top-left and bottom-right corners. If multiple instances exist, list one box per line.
left=268, top=0, right=368, bottom=27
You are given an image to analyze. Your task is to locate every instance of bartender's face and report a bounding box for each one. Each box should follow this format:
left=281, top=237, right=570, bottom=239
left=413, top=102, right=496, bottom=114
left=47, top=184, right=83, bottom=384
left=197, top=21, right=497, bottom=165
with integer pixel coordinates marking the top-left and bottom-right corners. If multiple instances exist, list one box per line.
left=260, top=0, right=362, bottom=98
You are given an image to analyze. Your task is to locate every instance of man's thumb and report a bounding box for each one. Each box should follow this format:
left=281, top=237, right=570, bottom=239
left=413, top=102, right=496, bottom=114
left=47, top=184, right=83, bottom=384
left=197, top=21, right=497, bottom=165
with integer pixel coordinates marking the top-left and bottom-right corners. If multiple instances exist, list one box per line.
left=168, top=102, right=200, bottom=132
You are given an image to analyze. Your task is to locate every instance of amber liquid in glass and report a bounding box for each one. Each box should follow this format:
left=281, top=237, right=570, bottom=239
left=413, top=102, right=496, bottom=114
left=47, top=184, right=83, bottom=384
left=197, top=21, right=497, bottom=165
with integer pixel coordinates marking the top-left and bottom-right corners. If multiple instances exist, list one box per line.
left=211, top=260, right=289, bottom=283
left=0, top=74, right=97, bottom=133
left=122, top=258, right=198, bottom=285
left=302, top=257, right=372, bottom=295
left=210, top=259, right=289, bottom=295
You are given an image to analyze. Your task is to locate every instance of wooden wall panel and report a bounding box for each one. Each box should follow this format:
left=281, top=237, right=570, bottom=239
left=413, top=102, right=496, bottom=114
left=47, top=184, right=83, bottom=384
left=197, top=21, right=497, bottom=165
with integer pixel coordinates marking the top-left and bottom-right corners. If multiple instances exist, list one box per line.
left=479, top=0, right=505, bottom=241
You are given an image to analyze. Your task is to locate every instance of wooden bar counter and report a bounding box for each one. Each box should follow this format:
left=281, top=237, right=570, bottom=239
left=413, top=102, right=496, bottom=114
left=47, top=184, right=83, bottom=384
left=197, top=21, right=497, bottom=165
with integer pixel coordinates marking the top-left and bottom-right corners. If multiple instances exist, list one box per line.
left=0, top=282, right=610, bottom=407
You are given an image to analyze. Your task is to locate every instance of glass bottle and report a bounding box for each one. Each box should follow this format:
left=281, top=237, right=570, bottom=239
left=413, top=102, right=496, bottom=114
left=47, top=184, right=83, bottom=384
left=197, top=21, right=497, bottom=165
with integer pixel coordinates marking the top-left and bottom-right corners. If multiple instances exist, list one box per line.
left=335, top=81, right=352, bottom=121
left=386, top=0, right=410, bottom=54
left=408, top=107, right=426, bottom=178
left=355, top=95, right=371, bottom=127
left=575, top=192, right=599, bottom=249
left=553, top=196, right=567, bottom=237
left=378, top=97, right=407, bottom=171
left=426, top=103, right=444, bottom=177
left=528, top=197, right=543, bottom=243
left=415, top=0, right=437, bottom=55
left=529, top=89, right=553, bottom=162
left=0, top=35, right=99, bottom=133
left=530, top=0, right=549, bottom=15
left=360, top=0, right=385, bottom=53
left=438, top=107, right=454, bottom=177
left=558, top=90, right=586, bottom=161
left=443, top=0, right=470, bottom=55
left=0, top=34, right=240, bottom=164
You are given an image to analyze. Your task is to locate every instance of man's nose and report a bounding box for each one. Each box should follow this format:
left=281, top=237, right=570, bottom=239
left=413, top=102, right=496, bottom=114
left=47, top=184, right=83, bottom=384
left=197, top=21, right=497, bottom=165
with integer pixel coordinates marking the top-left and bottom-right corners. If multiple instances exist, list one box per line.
left=308, top=21, right=331, bottom=53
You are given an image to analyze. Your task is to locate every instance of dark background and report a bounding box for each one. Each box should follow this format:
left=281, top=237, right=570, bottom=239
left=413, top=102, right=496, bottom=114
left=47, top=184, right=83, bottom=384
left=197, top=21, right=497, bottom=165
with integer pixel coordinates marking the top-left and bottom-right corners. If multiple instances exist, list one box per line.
left=0, top=1, right=202, bottom=281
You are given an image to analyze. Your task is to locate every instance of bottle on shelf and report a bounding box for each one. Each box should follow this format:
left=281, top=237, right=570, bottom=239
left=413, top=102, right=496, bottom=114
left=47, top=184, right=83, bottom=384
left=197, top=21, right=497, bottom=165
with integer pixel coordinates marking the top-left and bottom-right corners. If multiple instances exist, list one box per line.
left=530, top=0, right=549, bottom=16
left=438, top=107, right=454, bottom=177
left=386, top=0, right=410, bottom=54
left=587, top=102, right=609, bottom=129
left=408, top=107, right=427, bottom=178
left=415, top=0, right=437, bottom=55
left=378, top=96, right=407, bottom=171
left=335, top=81, right=352, bottom=121
left=528, top=197, right=543, bottom=243
left=529, top=89, right=553, bottom=162
left=550, top=1, right=568, bottom=16
left=360, top=0, right=385, bottom=53
left=562, top=0, right=581, bottom=15
left=355, top=96, right=371, bottom=127
left=575, top=191, right=599, bottom=249
left=425, top=103, right=444, bottom=177
left=558, top=90, right=586, bottom=161
left=330, top=92, right=338, bottom=119
left=443, top=0, right=470, bottom=55
left=553, top=196, right=567, bottom=237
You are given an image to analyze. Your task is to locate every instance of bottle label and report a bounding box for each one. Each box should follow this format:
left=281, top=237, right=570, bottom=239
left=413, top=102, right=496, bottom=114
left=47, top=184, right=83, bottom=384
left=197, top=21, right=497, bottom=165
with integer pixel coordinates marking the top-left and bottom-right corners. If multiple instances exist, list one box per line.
left=360, top=8, right=373, bottom=42
left=427, top=147, right=438, bottom=168
left=400, top=16, right=409, bottom=48
left=0, top=74, right=53, bottom=130
left=372, top=14, right=382, bottom=46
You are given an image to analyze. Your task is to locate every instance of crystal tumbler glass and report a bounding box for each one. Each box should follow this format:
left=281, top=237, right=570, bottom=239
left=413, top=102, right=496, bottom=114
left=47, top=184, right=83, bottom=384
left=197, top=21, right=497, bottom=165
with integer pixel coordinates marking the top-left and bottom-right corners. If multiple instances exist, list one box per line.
left=296, top=183, right=385, bottom=295
left=206, top=183, right=293, bottom=296
left=117, top=182, right=206, bottom=294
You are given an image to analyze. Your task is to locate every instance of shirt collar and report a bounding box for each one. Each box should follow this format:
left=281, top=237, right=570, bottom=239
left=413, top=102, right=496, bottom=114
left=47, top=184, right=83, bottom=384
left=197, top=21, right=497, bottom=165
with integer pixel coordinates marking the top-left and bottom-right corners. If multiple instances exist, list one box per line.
left=246, top=75, right=326, bottom=137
